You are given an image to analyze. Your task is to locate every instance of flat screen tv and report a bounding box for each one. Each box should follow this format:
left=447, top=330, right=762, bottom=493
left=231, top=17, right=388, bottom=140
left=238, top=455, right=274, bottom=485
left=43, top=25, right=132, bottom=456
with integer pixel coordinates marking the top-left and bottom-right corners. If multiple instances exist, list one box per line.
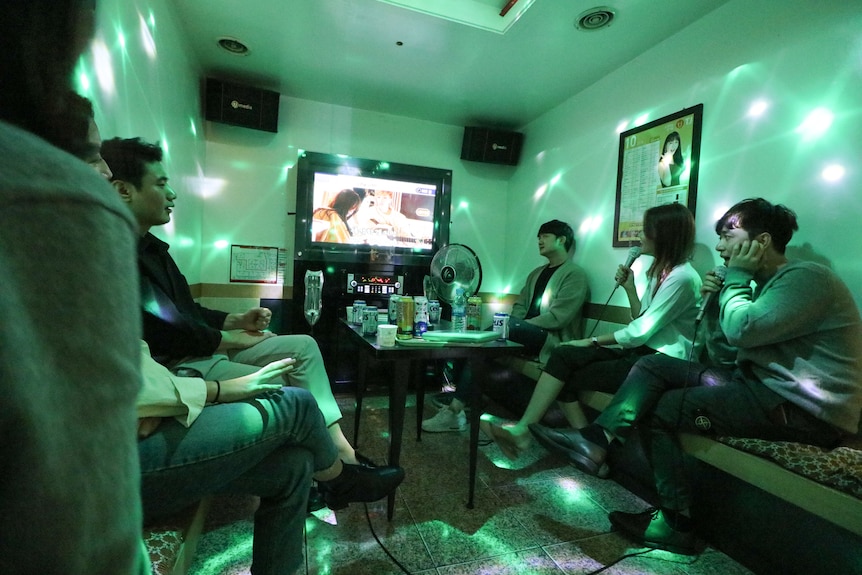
left=293, top=151, right=452, bottom=266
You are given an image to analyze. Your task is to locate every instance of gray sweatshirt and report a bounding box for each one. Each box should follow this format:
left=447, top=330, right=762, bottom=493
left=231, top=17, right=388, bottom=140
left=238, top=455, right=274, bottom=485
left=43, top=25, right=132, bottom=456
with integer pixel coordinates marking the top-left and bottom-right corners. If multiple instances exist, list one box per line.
left=720, top=261, right=862, bottom=435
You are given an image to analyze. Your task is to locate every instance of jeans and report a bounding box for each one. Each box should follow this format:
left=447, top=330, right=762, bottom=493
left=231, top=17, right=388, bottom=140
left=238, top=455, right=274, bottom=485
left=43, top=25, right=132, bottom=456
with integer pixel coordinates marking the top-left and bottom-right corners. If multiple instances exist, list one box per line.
left=596, top=354, right=842, bottom=511
left=139, top=386, right=338, bottom=575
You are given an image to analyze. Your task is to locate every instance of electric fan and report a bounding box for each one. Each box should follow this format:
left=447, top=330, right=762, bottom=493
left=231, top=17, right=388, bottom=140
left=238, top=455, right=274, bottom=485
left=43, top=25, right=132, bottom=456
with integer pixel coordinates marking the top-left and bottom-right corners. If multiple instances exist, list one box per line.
left=428, top=243, right=482, bottom=305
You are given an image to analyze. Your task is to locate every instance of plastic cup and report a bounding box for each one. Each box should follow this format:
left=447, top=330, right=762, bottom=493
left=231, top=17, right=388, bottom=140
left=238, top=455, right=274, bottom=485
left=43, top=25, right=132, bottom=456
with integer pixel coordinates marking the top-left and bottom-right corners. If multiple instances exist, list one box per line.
left=377, top=324, right=398, bottom=347
left=346, top=306, right=353, bottom=321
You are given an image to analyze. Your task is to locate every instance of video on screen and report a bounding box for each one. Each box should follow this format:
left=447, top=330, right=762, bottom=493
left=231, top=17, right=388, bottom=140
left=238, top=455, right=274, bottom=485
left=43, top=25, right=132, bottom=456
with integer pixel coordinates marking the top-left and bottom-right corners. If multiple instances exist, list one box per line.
left=310, top=172, right=436, bottom=250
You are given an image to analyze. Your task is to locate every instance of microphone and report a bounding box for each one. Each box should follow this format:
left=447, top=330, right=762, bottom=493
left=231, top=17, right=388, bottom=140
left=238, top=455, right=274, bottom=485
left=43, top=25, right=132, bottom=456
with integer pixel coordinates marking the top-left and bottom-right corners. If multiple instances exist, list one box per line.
left=616, top=246, right=641, bottom=284
left=695, top=266, right=727, bottom=324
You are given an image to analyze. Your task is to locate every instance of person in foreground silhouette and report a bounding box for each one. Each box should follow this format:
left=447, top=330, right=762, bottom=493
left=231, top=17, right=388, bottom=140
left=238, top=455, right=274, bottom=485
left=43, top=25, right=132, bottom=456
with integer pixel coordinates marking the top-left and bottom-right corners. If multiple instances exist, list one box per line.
left=531, top=198, right=862, bottom=554
left=0, top=1, right=149, bottom=573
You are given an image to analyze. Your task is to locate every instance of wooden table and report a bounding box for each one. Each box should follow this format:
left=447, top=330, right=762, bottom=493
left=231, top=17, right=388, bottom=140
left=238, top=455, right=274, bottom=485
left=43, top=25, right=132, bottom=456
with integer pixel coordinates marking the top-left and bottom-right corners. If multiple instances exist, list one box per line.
left=340, top=319, right=523, bottom=519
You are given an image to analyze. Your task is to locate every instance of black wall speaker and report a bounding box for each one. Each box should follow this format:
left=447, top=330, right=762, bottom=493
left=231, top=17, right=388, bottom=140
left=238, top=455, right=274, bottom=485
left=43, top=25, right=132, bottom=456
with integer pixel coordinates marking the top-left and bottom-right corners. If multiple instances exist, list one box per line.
left=460, top=126, right=523, bottom=165
left=205, top=78, right=279, bottom=133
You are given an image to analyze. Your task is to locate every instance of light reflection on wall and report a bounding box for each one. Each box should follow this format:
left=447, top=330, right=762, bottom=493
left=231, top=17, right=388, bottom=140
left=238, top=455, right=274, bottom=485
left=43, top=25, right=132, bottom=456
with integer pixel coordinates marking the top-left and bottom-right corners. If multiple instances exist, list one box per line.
left=578, top=215, right=602, bottom=235
left=91, top=37, right=115, bottom=97
left=139, top=14, right=157, bottom=59
left=796, top=107, right=834, bottom=141
left=633, top=112, right=650, bottom=127
left=821, top=164, right=845, bottom=183
left=747, top=99, right=769, bottom=118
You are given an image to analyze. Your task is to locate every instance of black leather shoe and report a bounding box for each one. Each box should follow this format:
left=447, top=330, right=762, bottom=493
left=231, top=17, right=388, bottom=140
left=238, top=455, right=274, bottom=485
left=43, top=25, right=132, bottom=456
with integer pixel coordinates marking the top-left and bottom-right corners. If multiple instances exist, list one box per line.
left=318, top=463, right=405, bottom=510
left=307, top=484, right=326, bottom=513
left=609, top=508, right=700, bottom=555
left=354, top=452, right=378, bottom=468
left=529, top=424, right=607, bottom=476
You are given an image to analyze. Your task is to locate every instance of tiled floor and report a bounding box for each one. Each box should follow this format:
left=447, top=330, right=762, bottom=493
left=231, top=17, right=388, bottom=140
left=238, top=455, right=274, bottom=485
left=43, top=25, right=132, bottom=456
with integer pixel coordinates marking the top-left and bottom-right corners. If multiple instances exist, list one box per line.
left=189, top=392, right=754, bottom=575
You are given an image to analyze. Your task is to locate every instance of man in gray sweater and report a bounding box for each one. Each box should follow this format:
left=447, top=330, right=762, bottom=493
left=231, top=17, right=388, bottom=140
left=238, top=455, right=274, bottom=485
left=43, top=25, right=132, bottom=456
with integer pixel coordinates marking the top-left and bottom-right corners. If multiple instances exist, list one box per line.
left=531, top=198, right=862, bottom=554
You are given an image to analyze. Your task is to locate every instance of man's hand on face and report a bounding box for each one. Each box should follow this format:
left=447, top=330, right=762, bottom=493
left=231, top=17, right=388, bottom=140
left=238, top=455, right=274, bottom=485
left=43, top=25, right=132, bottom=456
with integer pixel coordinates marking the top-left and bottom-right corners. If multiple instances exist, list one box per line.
left=727, top=239, right=764, bottom=273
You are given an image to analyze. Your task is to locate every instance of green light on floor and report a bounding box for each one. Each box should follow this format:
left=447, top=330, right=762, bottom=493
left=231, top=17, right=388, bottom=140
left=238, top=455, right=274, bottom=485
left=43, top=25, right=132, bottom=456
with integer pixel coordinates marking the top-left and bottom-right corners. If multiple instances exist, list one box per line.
left=194, top=529, right=253, bottom=573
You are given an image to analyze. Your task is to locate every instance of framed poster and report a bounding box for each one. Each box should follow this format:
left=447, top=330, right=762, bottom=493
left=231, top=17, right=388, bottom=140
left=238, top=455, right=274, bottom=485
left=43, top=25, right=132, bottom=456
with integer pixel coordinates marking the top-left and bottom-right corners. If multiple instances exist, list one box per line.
left=612, top=104, right=703, bottom=247
left=229, top=244, right=285, bottom=284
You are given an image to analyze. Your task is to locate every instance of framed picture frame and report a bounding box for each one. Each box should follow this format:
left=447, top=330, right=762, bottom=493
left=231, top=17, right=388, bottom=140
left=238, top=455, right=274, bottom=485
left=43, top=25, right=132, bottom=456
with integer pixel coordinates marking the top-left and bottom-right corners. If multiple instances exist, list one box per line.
left=612, top=104, right=704, bottom=247
left=229, top=244, right=283, bottom=284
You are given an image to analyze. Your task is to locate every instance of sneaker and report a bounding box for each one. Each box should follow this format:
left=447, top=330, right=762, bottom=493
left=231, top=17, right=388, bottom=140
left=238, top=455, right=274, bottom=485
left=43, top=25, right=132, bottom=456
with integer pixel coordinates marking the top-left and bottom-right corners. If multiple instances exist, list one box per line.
left=429, top=391, right=471, bottom=412
left=422, top=407, right=467, bottom=433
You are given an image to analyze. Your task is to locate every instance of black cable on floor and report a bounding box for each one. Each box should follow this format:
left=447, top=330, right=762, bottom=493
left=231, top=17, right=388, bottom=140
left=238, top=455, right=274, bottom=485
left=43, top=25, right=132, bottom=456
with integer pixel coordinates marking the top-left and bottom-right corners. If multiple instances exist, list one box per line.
left=581, top=548, right=656, bottom=574
left=363, top=502, right=414, bottom=574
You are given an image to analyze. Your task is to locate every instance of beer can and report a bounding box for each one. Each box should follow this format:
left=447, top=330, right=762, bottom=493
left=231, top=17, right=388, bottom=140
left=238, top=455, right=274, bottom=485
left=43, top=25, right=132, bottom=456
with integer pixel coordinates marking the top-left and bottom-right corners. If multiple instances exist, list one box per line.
left=466, top=296, right=482, bottom=331
left=361, top=306, right=378, bottom=335
left=396, top=295, right=414, bottom=339
left=352, top=300, right=366, bottom=325
left=428, top=299, right=441, bottom=324
left=413, top=296, right=429, bottom=336
left=492, top=312, right=510, bottom=341
left=388, top=295, right=400, bottom=324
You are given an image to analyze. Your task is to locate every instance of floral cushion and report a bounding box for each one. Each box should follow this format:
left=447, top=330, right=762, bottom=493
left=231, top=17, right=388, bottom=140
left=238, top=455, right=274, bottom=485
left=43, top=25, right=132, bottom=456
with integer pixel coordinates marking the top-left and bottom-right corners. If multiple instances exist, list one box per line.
left=142, top=526, right=184, bottom=575
left=717, top=436, right=862, bottom=500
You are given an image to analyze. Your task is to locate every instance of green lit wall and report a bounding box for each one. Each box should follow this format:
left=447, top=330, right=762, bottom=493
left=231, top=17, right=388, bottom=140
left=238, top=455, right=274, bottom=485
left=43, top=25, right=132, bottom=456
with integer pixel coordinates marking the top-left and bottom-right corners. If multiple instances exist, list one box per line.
left=77, top=0, right=206, bottom=282
left=80, top=0, right=862, bottom=308
left=510, top=0, right=862, bottom=308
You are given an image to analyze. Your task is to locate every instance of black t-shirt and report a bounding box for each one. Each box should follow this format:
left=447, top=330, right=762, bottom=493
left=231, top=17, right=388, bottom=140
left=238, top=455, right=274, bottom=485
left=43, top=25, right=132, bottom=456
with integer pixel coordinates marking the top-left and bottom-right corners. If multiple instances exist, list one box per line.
left=526, top=264, right=560, bottom=319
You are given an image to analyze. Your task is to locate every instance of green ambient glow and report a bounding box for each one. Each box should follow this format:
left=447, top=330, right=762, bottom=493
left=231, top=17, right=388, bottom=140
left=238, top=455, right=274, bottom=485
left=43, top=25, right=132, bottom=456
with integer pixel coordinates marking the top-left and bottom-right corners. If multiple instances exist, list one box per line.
left=214, top=239, right=229, bottom=249
left=796, top=107, right=833, bottom=140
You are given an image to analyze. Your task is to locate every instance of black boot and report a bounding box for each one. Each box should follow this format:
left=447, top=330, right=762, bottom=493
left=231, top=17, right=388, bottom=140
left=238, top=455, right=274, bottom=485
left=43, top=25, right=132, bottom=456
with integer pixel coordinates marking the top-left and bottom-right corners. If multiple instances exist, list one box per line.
left=318, top=463, right=405, bottom=510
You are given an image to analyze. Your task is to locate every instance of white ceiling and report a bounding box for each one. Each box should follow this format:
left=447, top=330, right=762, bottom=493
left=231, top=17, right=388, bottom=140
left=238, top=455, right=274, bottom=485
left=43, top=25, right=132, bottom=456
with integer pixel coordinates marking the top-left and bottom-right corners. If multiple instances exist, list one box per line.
left=173, top=0, right=730, bottom=128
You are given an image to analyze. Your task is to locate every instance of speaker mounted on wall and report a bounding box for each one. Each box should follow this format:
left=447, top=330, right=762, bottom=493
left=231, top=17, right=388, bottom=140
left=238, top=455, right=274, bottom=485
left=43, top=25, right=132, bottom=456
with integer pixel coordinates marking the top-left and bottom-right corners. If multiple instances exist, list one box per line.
left=460, top=126, right=523, bottom=165
left=205, top=78, right=279, bottom=133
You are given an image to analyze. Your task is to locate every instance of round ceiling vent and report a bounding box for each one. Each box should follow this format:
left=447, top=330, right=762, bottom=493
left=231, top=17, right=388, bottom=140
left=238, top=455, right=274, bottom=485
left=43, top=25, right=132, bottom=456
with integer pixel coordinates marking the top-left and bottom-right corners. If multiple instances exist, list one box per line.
left=217, top=36, right=250, bottom=55
left=575, top=6, right=616, bottom=31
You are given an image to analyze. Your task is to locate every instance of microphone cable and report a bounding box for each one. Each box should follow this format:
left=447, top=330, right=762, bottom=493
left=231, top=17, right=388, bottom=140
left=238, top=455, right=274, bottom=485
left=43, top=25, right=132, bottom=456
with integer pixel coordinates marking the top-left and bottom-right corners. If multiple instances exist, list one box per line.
left=587, top=246, right=641, bottom=338
left=586, top=283, right=622, bottom=338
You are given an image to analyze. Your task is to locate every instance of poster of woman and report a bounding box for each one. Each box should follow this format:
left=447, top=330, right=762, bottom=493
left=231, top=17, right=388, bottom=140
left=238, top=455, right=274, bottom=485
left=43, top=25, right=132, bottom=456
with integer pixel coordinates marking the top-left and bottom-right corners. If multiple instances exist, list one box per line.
left=613, top=104, right=703, bottom=246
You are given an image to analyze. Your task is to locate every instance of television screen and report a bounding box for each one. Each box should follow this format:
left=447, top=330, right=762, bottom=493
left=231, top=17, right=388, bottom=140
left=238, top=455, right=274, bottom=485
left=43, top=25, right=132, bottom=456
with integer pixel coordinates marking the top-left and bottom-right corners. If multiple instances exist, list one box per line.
left=311, top=172, right=436, bottom=250
left=294, top=151, right=451, bottom=266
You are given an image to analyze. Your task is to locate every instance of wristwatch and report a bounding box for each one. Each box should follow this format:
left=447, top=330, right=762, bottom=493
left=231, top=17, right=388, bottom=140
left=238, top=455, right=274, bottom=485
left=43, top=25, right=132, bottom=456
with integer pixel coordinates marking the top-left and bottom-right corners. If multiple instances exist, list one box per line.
left=591, top=336, right=600, bottom=347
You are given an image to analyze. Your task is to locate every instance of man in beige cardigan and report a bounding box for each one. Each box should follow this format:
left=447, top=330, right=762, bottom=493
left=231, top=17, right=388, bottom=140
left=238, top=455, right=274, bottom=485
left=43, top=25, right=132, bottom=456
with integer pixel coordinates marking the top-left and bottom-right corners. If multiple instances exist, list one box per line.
left=422, top=220, right=589, bottom=432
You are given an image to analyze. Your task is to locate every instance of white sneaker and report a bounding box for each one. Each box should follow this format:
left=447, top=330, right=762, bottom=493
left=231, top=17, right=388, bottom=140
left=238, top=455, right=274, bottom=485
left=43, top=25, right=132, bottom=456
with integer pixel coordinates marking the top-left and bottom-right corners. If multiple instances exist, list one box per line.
left=422, top=407, right=467, bottom=433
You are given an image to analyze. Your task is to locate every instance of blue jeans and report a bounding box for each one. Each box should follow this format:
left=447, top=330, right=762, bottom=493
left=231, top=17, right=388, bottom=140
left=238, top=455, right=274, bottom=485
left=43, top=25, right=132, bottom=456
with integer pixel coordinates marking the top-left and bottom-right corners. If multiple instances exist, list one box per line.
left=139, top=387, right=338, bottom=575
left=596, top=354, right=842, bottom=511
